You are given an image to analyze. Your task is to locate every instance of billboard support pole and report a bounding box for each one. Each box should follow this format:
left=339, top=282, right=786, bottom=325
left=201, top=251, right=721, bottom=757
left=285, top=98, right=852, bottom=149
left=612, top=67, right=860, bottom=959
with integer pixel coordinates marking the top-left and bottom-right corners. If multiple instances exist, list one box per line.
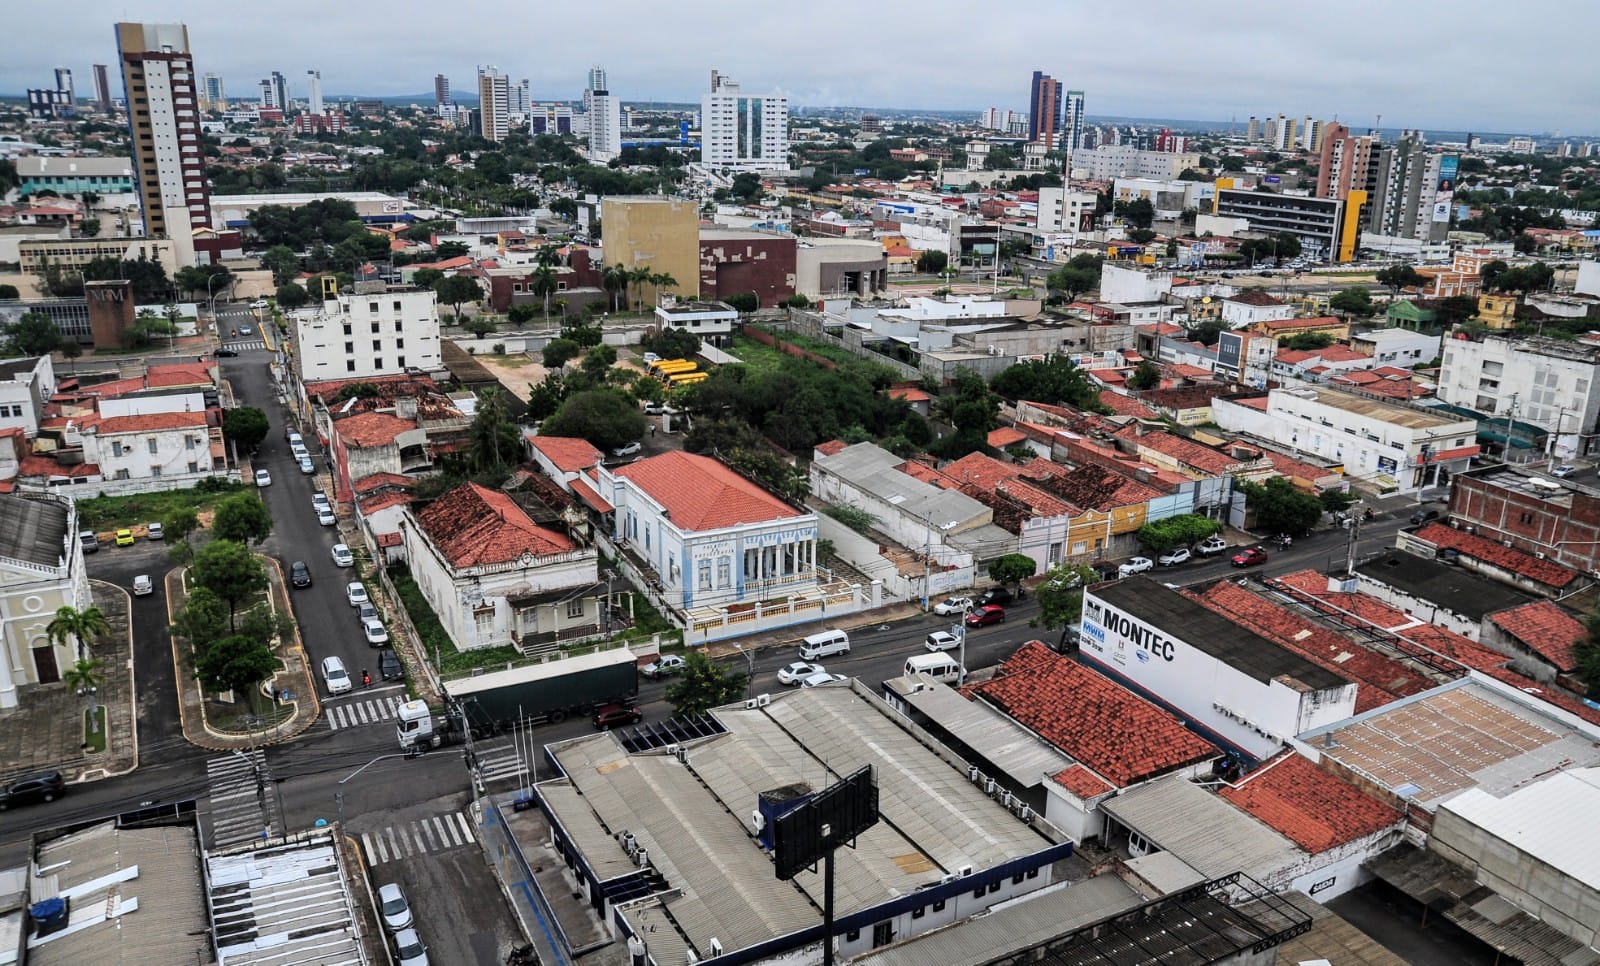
left=823, top=850, right=836, bottom=966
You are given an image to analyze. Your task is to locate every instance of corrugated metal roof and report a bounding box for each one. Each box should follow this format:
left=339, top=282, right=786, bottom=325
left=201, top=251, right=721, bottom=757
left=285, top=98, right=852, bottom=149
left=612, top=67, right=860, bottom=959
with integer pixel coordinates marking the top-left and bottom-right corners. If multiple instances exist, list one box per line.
left=27, top=822, right=211, bottom=966
left=206, top=833, right=366, bottom=965
left=1100, top=775, right=1304, bottom=882
left=539, top=784, right=639, bottom=880
left=815, top=442, right=989, bottom=530
left=1440, top=765, right=1600, bottom=889
left=1122, top=850, right=1206, bottom=895
left=899, top=679, right=1074, bottom=789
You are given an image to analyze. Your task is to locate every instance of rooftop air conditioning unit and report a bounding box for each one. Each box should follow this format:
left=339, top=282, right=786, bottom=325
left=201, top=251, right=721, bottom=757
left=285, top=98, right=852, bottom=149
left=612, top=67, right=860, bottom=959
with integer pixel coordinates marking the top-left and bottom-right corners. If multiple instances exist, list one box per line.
left=1536, top=551, right=1546, bottom=559
left=663, top=744, right=679, bottom=757
left=1503, top=540, right=1514, bottom=548
left=756, top=693, right=771, bottom=707
left=636, top=847, right=649, bottom=868
left=744, top=698, right=758, bottom=710
left=957, top=865, right=973, bottom=877
left=941, top=873, right=959, bottom=884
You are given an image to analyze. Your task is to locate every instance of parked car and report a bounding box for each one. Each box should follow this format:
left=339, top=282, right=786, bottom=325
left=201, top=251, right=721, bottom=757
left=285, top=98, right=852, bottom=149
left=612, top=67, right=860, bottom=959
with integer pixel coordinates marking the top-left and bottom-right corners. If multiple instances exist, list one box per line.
left=1158, top=548, right=1191, bottom=567
left=147, top=522, right=164, bottom=541
left=965, top=604, right=1006, bottom=627
left=593, top=703, right=643, bottom=729
left=1552, top=464, right=1578, bottom=478
left=287, top=430, right=302, bottom=446
left=612, top=441, right=643, bottom=458
left=0, top=771, right=66, bottom=811
left=331, top=544, right=354, bottom=567
left=1231, top=547, right=1269, bottom=568
left=321, top=656, right=352, bottom=695
left=254, top=468, right=272, bottom=487
left=298, top=457, right=315, bottom=475
left=377, top=882, right=413, bottom=932
left=778, top=661, right=822, bottom=686
left=79, top=530, right=99, bottom=553
left=132, top=574, right=153, bottom=596
left=357, top=601, right=379, bottom=624
left=317, top=507, right=337, bottom=527
left=115, top=528, right=135, bottom=547
left=362, top=618, right=389, bottom=646
left=290, top=561, right=312, bottom=588
left=346, top=582, right=369, bottom=607
left=925, top=631, right=960, bottom=652
left=1409, top=508, right=1441, bottom=526
left=801, top=671, right=847, bottom=688
left=1118, top=556, right=1153, bottom=577
left=290, top=444, right=309, bottom=462
left=642, top=403, right=666, bottom=415
left=932, top=596, right=973, bottom=616
left=641, top=654, right=686, bottom=680
left=312, top=492, right=331, bottom=511
left=1195, top=535, right=1228, bottom=557
left=378, top=647, right=404, bottom=682
left=393, top=927, right=428, bottom=966
left=978, top=587, right=1015, bottom=606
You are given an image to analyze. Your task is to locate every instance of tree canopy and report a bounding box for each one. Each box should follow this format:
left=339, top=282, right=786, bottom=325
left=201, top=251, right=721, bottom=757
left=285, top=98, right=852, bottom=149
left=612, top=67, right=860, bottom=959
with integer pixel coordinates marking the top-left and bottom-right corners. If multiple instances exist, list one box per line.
left=222, top=407, right=270, bottom=449
left=190, top=539, right=268, bottom=625
left=540, top=389, right=647, bottom=452
left=1235, top=477, right=1322, bottom=536
left=212, top=493, right=274, bottom=546
left=990, top=356, right=1100, bottom=410
left=665, top=650, right=748, bottom=716
left=1135, top=514, right=1222, bottom=554
left=3, top=312, right=63, bottom=357
left=987, top=554, right=1038, bottom=593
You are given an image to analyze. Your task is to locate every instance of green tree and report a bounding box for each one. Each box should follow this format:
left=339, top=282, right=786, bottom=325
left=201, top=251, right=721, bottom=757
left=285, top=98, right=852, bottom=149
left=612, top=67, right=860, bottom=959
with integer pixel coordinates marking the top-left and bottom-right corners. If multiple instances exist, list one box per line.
left=1135, top=514, right=1222, bottom=554
left=1577, top=612, right=1600, bottom=699
left=1328, top=286, right=1375, bottom=320
left=629, top=373, right=666, bottom=406
left=665, top=650, right=748, bottom=716
left=987, top=553, right=1038, bottom=595
left=1282, top=332, right=1335, bottom=350
left=171, top=586, right=229, bottom=652
left=412, top=267, right=445, bottom=290
left=467, top=388, right=521, bottom=475
left=723, top=447, right=810, bottom=503
left=723, top=291, right=759, bottom=313
left=542, top=338, right=581, bottom=368
left=508, top=303, right=540, bottom=326
left=62, top=656, right=106, bottom=741
left=644, top=326, right=700, bottom=361
left=1033, top=563, right=1097, bottom=631
left=190, top=540, right=268, bottom=628
left=261, top=244, right=302, bottom=286
left=222, top=406, right=270, bottom=450
left=462, top=316, right=496, bottom=338
left=165, top=506, right=201, bottom=563
left=1045, top=264, right=1098, bottom=300
left=1319, top=489, right=1358, bottom=514
left=275, top=283, right=310, bottom=309
left=4, top=312, right=63, bottom=356
left=916, top=250, right=949, bottom=274
left=1375, top=264, right=1426, bottom=298
left=212, top=493, right=273, bottom=545
left=1117, top=197, right=1155, bottom=229
left=175, top=263, right=232, bottom=299
left=435, top=240, right=470, bottom=259
left=194, top=633, right=278, bottom=706
left=1436, top=295, right=1478, bottom=325
left=1128, top=228, right=1158, bottom=245
left=47, top=605, right=111, bottom=662
left=1235, top=477, right=1323, bottom=536
left=1127, top=359, right=1161, bottom=390
left=530, top=265, right=558, bottom=319
left=433, top=275, right=481, bottom=317
left=541, top=390, right=648, bottom=451
left=581, top=343, right=618, bottom=379
left=79, top=218, right=101, bottom=238
left=990, top=356, right=1099, bottom=409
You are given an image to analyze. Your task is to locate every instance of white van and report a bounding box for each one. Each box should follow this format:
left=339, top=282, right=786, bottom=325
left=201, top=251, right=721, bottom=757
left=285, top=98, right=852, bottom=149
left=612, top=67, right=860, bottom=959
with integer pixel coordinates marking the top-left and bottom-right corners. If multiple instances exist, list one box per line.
left=904, top=653, right=963, bottom=684
left=798, top=629, right=850, bottom=661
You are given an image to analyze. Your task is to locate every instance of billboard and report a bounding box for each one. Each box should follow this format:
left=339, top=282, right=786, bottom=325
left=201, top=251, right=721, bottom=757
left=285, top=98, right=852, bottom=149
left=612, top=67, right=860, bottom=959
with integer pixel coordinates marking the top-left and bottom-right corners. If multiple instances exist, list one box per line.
left=1216, top=330, right=1243, bottom=373
left=772, top=766, right=879, bottom=880
left=1433, top=156, right=1458, bottom=223
left=1263, top=175, right=1282, bottom=185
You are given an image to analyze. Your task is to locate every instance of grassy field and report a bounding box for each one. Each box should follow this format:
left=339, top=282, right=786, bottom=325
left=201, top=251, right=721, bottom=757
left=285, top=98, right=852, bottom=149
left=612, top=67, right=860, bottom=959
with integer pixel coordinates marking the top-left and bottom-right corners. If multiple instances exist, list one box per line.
left=76, top=479, right=249, bottom=531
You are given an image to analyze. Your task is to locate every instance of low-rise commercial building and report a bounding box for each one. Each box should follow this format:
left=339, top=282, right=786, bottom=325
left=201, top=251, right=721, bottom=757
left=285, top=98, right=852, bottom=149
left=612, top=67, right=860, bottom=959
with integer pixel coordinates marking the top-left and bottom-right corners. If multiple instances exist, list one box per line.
left=290, top=287, right=443, bottom=384
left=1436, top=333, right=1600, bottom=454
left=653, top=300, right=738, bottom=347
left=15, top=155, right=134, bottom=195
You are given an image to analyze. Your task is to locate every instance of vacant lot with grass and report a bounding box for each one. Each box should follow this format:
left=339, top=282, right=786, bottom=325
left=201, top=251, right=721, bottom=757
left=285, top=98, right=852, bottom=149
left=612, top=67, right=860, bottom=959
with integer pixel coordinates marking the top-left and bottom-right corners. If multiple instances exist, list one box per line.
left=76, top=478, right=249, bottom=531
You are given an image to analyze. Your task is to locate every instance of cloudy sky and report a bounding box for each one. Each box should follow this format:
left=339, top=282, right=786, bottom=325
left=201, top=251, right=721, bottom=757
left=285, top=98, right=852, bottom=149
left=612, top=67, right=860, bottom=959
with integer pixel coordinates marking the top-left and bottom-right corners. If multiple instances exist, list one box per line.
left=10, top=0, right=1597, bottom=135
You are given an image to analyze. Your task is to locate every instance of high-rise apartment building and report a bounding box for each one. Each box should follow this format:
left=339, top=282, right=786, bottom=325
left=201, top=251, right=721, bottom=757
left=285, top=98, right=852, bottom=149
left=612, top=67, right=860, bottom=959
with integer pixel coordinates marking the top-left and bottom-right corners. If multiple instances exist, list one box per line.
left=700, top=70, right=789, bottom=170
left=478, top=66, right=510, bottom=142
left=1027, top=71, right=1062, bottom=151
left=589, top=88, right=622, bottom=161
left=200, top=72, right=224, bottom=112
left=259, top=71, right=288, bottom=112
left=54, top=68, right=74, bottom=108
left=1316, top=123, right=1382, bottom=201
left=1273, top=115, right=1297, bottom=152
left=511, top=79, right=531, bottom=117
left=1246, top=116, right=1262, bottom=142
left=1063, top=90, right=1085, bottom=152
left=434, top=73, right=450, bottom=107
left=92, top=64, right=112, bottom=111
left=1303, top=118, right=1323, bottom=154
left=306, top=69, right=322, bottom=115
left=583, top=65, right=607, bottom=115
left=1369, top=136, right=1453, bottom=243
left=114, top=22, right=212, bottom=257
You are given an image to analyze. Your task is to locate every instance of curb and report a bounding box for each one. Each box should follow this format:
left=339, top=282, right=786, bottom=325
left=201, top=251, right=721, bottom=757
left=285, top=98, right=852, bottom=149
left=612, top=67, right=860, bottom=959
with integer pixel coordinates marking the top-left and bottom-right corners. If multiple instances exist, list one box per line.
left=88, top=579, right=140, bottom=780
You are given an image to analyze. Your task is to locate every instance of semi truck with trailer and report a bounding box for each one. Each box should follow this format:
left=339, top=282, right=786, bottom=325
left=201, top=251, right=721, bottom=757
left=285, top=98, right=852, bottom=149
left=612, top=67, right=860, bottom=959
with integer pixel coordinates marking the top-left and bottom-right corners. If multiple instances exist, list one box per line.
left=397, top=647, right=639, bottom=749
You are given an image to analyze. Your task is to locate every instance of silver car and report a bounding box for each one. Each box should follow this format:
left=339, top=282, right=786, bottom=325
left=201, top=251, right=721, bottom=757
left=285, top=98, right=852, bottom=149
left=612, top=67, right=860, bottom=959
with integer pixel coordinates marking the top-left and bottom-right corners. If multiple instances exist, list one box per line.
left=377, top=882, right=413, bottom=931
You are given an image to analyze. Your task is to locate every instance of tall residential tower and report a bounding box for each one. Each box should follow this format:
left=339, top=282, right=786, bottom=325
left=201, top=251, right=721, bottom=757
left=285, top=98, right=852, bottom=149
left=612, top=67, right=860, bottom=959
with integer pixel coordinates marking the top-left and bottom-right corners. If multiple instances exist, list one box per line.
left=478, top=65, right=510, bottom=142
left=701, top=70, right=789, bottom=170
left=114, top=22, right=212, bottom=256
left=1027, top=70, right=1062, bottom=151
left=91, top=64, right=112, bottom=111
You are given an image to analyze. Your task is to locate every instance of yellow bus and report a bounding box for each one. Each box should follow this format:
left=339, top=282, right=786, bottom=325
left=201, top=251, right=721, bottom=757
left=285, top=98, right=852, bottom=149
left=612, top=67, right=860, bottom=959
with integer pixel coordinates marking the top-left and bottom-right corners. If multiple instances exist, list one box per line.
left=651, top=359, right=698, bottom=382
left=668, top=371, right=709, bottom=387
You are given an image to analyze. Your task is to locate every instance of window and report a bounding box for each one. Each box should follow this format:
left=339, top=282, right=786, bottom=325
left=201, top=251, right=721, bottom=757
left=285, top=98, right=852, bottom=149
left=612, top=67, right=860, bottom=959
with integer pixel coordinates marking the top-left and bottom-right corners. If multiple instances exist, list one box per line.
left=147, top=438, right=159, bottom=454
left=474, top=610, right=494, bottom=637
left=1011, top=874, right=1024, bottom=885
left=716, top=559, right=730, bottom=588
left=114, top=468, right=130, bottom=480
left=566, top=599, right=584, bottom=619
left=185, top=436, right=197, bottom=450
left=111, top=441, right=124, bottom=457
left=396, top=356, right=405, bottom=368
left=1026, top=868, right=1039, bottom=879
left=871, top=923, right=894, bottom=949
left=343, top=324, right=352, bottom=336
left=698, top=560, right=712, bottom=591
left=344, top=342, right=354, bottom=354
left=973, top=887, right=985, bottom=899
left=346, top=360, right=357, bottom=372
left=396, top=338, right=405, bottom=349
left=1519, top=512, right=1533, bottom=524
left=370, top=321, right=380, bottom=333
left=372, top=358, right=383, bottom=370
left=149, top=465, right=162, bottom=477
left=845, top=929, right=861, bottom=943
left=373, top=340, right=382, bottom=351
left=395, top=320, right=403, bottom=332
left=393, top=301, right=402, bottom=312
left=187, top=461, right=199, bottom=474
left=368, top=301, right=380, bottom=314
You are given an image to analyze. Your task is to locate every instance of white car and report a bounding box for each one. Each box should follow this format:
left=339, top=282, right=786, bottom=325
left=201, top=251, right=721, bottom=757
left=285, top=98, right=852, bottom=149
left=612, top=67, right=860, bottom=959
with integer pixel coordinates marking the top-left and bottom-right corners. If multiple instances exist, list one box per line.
left=393, top=927, right=429, bottom=966
left=147, top=521, right=164, bottom=541
left=331, top=543, right=354, bottom=567
left=777, top=661, right=821, bottom=686
left=312, top=493, right=331, bottom=513
left=377, top=882, right=413, bottom=932
left=1196, top=535, right=1228, bottom=557
left=132, top=574, right=154, bottom=597
left=254, top=468, right=272, bottom=487
left=801, top=671, right=847, bottom=689
left=932, top=596, right=973, bottom=616
left=317, top=507, right=337, bottom=527
left=1118, top=557, right=1154, bottom=577
left=1158, top=548, right=1191, bottom=567
left=363, top=618, right=389, bottom=646
left=346, top=582, right=369, bottom=608
left=1552, top=464, right=1578, bottom=478
left=291, top=444, right=310, bottom=462
left=299, top=457, right=315, bottom=474
left=249, top=299, right=270, bottom=309
left=925, top=631, right=960, bottom=652
left=321, top=656, right=352, bottom=695
left=612, top=441, right=643, bottom=458
left=641, top=654, right=686, bottom=680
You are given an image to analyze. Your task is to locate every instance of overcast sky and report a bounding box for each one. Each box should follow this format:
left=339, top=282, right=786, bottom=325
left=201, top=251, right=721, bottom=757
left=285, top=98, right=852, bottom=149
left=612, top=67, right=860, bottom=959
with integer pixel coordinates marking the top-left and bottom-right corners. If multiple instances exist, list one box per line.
left=9, top=0, right=1596, bottom=135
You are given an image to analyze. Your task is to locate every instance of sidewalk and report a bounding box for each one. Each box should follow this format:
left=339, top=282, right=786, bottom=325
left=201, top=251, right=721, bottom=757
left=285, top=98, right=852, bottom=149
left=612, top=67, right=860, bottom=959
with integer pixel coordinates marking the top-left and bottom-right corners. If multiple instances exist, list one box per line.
left=165, top=556, right=322, bottom=751
left=693, top=599, right=927, bottom=662
left=0, top=581, right=138, bottom=784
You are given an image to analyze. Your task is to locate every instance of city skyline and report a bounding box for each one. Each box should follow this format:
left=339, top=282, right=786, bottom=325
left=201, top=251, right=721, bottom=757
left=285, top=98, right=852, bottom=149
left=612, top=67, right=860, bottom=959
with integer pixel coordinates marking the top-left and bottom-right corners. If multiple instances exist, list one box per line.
left=2, top=1, right=1597, bottom=134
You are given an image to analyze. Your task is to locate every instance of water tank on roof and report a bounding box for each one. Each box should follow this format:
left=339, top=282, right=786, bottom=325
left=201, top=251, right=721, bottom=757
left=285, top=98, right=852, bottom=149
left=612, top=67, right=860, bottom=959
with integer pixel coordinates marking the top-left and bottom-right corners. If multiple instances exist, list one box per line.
left=29, top=897, right=69, bottom=935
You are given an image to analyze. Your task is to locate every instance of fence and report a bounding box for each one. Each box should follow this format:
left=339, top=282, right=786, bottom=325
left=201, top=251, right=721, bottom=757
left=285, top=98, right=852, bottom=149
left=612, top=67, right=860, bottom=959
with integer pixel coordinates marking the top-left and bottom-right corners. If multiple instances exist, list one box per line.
left=14, top=469, right=243, bottom=500
left=769, top=310, right=926, bottom=380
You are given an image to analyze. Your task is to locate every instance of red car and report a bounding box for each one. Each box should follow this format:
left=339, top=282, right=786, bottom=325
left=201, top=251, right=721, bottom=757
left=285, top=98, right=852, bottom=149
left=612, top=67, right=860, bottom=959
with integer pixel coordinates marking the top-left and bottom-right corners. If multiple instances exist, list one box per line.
left=965, top=604, right=1006, bottom=627
left=592, top=703, right=643, bottom=729
left=1231, top=547, right=1269, bottom=568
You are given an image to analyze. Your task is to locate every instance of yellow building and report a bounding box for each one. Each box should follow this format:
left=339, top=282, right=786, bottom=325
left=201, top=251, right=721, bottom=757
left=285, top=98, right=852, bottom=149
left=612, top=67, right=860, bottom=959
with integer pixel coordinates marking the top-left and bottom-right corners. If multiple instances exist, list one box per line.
left=1476, top=293, right=1518, bottom=330
left=599, top=197, right=700, bottom=302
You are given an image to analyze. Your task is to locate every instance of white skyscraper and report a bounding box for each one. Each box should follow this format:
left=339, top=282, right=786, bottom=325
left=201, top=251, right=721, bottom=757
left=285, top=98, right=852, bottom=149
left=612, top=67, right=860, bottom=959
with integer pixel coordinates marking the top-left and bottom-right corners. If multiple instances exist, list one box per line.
left=701, top=70, right=789, bottom=170
left=511, top=79, right=531, bottom=116
left=1063, top=90, right=1085, bottom=151
left=589, top=88, right=623, bottom=161
left=306, top=69, right=323, bottom=115
left=478, top=65, right=510, bottom=142
left=54, top=67, right=74, bottom=108
left=583, top=65, right=606, bottom=116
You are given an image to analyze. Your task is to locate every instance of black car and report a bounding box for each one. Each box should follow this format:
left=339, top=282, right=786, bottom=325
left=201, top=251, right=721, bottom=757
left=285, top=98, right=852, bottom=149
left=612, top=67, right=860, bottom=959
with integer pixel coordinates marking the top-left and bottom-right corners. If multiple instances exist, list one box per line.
left=979, top=586, right=1015, bottom=606
left=1410, top=508, right=1441, bottom=526
left=378, top=647, right=404, bottom=681
left=290, top=561, right=312, bottom=588
left=0, top=771, right=66, bottom=811
left=214, top=348, right=239, bottom=357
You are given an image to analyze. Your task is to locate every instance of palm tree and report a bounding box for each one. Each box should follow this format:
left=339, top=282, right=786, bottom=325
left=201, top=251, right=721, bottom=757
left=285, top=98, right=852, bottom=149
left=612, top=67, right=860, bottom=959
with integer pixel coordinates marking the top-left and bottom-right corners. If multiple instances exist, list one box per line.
left=63, top=657, right=105, bottom=742
left=47, top=604, right=111, bottom=662
left=627, top=266, right=653, bottom=312
left=602, top=265, right=628, bottom=313
left=535, top=244, right=561, bottom=269
left=648, top=272, right=679, bottom=308
left=530, top=265, right=558, bottom=321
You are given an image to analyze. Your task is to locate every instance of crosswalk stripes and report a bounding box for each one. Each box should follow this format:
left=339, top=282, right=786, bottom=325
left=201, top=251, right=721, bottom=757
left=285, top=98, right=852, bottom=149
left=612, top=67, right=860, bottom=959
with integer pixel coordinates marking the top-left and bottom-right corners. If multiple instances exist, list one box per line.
left=326, top=693, right=404, bottom=731
left=222, top=340, right=266, bottom=351
left=474, top=743, right=532, bottom=786
left=359, top=811, right=477, bottom=866
left=204, top=750, right=279, bottom=850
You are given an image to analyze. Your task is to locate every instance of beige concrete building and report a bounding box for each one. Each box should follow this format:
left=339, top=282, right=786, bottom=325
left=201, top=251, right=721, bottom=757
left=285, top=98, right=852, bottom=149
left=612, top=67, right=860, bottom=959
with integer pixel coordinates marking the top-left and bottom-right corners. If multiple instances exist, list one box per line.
left=600, top=197, right=700, bottom=300
left=19, top=236, right=178, bottom=276
left=0, top=493, right=92, bottom=707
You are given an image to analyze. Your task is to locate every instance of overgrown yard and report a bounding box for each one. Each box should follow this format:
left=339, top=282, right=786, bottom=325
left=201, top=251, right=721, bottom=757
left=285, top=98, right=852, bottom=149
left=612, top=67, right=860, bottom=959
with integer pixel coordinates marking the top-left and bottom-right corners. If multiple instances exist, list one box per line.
left=75, top=478, right=247, bottom=530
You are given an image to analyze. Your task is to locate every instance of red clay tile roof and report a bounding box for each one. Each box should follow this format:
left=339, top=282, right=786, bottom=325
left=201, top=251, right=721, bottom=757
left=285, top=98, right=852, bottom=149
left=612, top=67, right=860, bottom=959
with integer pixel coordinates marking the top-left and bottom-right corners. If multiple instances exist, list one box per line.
left=353, top=472, right=415, bottom=495
left=1227, top=289, right=1284, bottom=306
left=144, top=363, right=214, bottom=388
left=614, top=451, right=801, bottom=531
left=1412, top=523, right=1579, bottom=589
left=17, top=455, right=98, bottom=478
left=91, top=411, right=210, bottom=435
left=987, top=427, right=1027, bottom=448
left=1480, top=667, right=1600, bottom=728
left=970, top=642, right=1218, bottom=787
left=1261, top=449, right=1335, bottom=483
left=358, top=491, right=413, bottom=515
left=1127, top=430, right=1248, bottom=475
left=1097, top=390, right=1158, bottom=419
left=1488, top=600, right=1585, bottom=673
left=814, top=440, right=849, bottom=458
left=887, top=387, right=932, bottom=402
left=335, top=411, right=417, bottom=448
left=1219, top=752, right=1401, bottom=854
left=376, top=532, right=403, bottom=547
left=569, top=475, right=613, bottom=513
left=1051, top=764, right=1116, bottom=800
left=415, top=483, right=575, bottom=568
left=527, top=435, right=604, bottom=474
